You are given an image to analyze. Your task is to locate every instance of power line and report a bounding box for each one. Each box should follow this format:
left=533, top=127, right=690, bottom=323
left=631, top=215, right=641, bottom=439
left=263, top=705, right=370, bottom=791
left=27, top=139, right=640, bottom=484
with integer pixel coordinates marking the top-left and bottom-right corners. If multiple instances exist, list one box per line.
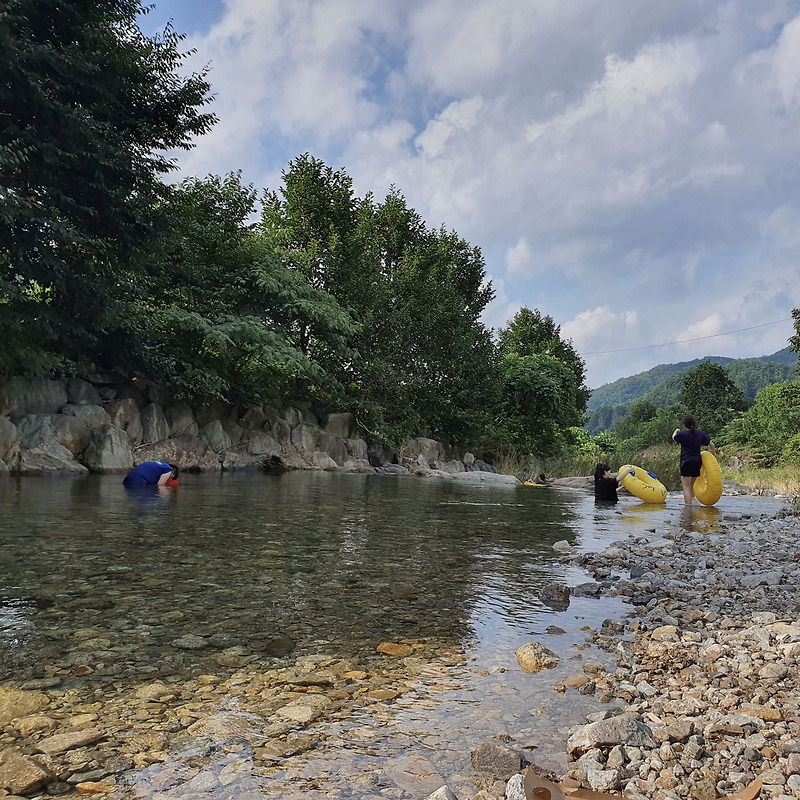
left=583, top=317, right=793, bottom=355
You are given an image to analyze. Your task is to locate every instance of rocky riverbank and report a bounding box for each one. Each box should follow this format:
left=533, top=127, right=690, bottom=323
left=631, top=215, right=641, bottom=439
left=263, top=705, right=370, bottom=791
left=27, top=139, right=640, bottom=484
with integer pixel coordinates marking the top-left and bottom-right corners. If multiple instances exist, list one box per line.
left=541, top=501, right=800, bottom=800
left=0, top=375, right=507, bottom=482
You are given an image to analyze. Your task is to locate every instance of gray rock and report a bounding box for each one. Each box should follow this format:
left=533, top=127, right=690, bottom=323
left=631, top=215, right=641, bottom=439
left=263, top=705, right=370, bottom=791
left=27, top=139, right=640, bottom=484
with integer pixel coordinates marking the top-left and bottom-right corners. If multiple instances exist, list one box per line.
left=290, top=423, right=318, bottom=453
left=201, top=420, right=232, bottom=453
left=59, top=403, right=112, bottom=430
left=65, top=378, right=100, bottom=405
left=470, top=742, right=522, bottom=777
left=0, top=377, right=67, bottom=415
left=83, top=423, right=134, bottom=473
left=324, top=412, right=353, bottom=439
left=318, top=431, right=348, bottom=464
left=140, top=403, right=170, bottom=443
left=345, top=437, right=368, bottom=459
left=566, top=715, right=656, bottom=756
left=105, top=398, right=142, bottom=445
left=165, top=401, right=198, bottom=438
left=247, top=432, right=281, bottom=457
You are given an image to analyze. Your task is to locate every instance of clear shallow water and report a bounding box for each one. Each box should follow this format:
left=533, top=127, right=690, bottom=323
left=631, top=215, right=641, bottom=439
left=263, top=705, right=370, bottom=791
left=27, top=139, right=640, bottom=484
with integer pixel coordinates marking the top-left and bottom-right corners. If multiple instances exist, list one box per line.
left=0, top=473, right=784, bottom=798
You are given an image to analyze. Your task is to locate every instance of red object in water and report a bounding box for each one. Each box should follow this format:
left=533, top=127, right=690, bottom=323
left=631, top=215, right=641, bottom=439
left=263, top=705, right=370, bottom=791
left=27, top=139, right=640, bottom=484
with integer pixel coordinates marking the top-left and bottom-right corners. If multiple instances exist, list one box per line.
left=165, top=478, right=179, bottom=486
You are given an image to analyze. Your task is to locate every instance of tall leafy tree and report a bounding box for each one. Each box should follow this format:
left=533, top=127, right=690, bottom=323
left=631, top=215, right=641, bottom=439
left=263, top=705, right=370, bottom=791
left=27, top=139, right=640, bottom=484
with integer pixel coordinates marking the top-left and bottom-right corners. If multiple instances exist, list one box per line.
left=497, top=307, right=590, bottom=413
left=682, top=360, right=750, bottom=438
left=790, top=308, right=800, bottom=376
left=0, top=0, right=215, bottom=373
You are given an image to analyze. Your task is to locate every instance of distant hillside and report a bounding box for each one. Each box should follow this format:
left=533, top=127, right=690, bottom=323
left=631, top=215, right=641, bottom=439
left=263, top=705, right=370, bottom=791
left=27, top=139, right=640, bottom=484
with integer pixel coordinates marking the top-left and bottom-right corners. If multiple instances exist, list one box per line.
left=585, top=348, right=797, bottom=435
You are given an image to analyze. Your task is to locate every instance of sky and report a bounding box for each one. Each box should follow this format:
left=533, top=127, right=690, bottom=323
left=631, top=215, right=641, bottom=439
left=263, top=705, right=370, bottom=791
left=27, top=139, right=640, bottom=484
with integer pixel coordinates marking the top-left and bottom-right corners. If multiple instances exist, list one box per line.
left=140, top=0, right=800, bottom=389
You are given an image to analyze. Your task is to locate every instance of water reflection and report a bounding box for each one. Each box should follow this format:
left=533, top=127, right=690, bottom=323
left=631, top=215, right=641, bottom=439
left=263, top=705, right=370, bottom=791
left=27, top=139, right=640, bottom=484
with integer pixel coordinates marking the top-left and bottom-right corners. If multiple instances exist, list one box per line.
left=0, top=474, right=784, bottom=797
left=679, top=503, right=722, bottom=532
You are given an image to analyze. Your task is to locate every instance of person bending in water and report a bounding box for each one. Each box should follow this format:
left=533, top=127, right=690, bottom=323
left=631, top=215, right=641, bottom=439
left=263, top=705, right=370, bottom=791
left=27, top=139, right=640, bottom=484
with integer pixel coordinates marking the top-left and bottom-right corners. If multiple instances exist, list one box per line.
left=593, top=463, right=633, bottom=503
left=123, top=460, right=179, bottom=488
left=672, top=414, right=716, bottom=505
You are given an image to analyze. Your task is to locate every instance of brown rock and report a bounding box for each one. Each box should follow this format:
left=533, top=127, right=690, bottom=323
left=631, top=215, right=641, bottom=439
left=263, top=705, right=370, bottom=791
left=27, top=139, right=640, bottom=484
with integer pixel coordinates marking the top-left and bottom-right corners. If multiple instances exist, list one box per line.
left=0, top=688, right=49, bottom=726
left=516, top=642, right=559, bottom=673
left=562, top=674, right=590, bottom=689
left=36, top=728, right=104, bottom=755
left=377, top=642, right=414, bottom=657
left=76, top=782, right=116, bottom=794
left=0, top=748, right=52, bottom=795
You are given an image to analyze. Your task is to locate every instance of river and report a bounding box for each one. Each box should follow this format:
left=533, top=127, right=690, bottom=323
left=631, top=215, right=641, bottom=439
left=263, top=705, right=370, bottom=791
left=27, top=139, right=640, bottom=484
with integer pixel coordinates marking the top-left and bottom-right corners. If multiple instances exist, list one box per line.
left=0, top=472, right=782, bottom=799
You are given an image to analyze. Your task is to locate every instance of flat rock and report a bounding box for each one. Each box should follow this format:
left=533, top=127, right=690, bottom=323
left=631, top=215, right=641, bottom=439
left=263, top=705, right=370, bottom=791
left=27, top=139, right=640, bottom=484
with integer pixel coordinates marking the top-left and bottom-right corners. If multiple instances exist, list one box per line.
left=36, top=728, right=104, bottom=755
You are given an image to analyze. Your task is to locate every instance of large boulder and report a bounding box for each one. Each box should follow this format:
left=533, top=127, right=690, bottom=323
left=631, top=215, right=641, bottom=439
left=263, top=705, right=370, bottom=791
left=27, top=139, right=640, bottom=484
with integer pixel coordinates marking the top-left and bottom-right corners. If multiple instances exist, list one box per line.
left=15, top=414, right=84, bottom=451
left=318, top=432, right=347, bottom=465
left=166, top=401, right=198, bottom=438
left=140, top=403, right=170, bottom=443
left=402, top=437, right=444, bottom=466
left=200, top=420, right=232, bottom=453
left=106, top=398, right=143, bottom=445
left=60, top=403, right=111, bottom=431
left=345, top=438, right=368, bottom=460
left=65, top=377, right=101, bottom=405
left=324, top=412, right=353, bottom=439
left=271, top=418, right=291, bottom=446
left=246, top=432, right=281, bottom=457
left=19, top=442, right=88, bottom=475
left=83, top=423, right=134, bottom=473
left=0, top=377, right=67, bottom=416
left=290, top=423, right=319, bottom=453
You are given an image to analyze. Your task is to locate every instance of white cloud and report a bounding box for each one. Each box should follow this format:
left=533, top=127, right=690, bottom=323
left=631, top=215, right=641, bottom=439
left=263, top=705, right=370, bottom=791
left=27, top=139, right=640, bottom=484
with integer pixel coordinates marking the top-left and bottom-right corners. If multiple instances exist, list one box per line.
left=162, top=0, right=800, bottom=386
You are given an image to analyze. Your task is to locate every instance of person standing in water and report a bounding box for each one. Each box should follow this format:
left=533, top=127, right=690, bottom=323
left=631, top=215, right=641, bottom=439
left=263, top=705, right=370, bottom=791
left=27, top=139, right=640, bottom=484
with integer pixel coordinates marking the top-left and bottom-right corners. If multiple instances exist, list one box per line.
left=672, top=414, right=716, bottom=505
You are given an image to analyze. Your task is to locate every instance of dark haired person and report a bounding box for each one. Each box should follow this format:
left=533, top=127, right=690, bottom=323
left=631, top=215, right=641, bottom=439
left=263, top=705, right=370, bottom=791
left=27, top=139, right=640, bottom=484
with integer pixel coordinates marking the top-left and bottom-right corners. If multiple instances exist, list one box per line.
left=123, top=460, right=179, bottom=488
left=672, top=414, right=715, bottom=505
left=593, top=463, right=634, bottom=503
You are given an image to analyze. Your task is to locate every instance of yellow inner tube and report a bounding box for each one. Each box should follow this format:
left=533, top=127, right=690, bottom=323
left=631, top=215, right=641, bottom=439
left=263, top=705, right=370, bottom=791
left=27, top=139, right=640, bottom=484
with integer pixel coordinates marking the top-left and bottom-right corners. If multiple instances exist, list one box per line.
left=694, top=451, right=722, bottom=506
left=619, top=464, right=667, bottom=504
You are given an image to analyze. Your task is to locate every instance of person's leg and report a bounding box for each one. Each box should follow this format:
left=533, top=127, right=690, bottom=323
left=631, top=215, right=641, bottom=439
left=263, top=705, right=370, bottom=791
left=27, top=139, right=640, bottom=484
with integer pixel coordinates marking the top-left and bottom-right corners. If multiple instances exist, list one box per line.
left=681, top=475, right=694, bottom=505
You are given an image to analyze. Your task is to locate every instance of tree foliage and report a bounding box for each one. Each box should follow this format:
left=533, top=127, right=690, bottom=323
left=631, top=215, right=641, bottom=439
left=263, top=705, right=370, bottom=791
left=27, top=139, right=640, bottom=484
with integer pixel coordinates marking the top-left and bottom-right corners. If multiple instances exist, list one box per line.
left=682, top=360, right=750, bottom=439
left=0, top=0, right=215, bottom=373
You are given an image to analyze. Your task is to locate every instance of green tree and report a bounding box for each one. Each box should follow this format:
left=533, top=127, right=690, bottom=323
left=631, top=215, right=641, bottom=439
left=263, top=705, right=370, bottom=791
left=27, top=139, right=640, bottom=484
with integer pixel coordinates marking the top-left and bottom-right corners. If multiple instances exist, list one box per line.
left=682, top=361, right=750, bottom=438
left=730, top=382, right=800, bottom=465
left=495, top=352, right=581, bottom=455
left=0, top=0, right=215, bottom=374
left=497, top=307, right=590, bottom=414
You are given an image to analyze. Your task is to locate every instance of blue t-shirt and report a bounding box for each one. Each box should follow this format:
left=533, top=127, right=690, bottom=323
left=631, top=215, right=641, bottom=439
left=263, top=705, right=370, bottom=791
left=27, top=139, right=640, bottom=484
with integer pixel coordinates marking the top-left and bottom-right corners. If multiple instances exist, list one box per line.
left=123, top=460, right=173, bottom=487
left=674, top=429, right=710, bottom=467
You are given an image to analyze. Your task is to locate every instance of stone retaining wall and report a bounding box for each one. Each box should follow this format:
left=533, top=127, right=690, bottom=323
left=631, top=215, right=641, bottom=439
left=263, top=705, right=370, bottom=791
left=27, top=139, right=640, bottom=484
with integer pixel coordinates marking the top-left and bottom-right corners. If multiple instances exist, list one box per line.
left=0, top=376, right=497, bottom=478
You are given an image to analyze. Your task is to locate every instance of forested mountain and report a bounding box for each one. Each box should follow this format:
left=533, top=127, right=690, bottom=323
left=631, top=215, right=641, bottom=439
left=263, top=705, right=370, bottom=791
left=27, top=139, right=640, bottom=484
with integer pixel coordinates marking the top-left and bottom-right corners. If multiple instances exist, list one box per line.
left=586, top=349, right=797, bottom=434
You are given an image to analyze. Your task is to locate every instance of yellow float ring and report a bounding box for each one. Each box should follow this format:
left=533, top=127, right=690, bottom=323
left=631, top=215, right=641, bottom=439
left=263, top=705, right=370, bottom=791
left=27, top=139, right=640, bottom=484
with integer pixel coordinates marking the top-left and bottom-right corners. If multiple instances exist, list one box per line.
left=619, top=464, right=667, bottom=504
left=693, top=451, right=722, bottom=506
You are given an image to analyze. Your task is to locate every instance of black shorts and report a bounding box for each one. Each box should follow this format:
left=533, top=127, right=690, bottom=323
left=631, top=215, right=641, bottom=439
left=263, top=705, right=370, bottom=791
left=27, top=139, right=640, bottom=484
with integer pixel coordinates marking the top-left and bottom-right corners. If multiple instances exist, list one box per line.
left=681, top=460, right=702, bottom=478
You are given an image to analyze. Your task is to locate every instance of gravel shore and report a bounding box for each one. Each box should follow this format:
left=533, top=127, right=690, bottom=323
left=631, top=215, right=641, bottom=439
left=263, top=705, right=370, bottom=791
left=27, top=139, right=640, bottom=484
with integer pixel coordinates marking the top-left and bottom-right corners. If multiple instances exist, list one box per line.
left=557, top=501, right=800, bottom=800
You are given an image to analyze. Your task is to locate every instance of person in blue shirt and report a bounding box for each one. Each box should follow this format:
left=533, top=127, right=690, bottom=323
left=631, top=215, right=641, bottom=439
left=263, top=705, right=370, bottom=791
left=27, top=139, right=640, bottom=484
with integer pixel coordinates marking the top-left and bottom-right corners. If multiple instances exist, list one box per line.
left=672, top=414, right=716, bottom=505
left=123, top=460, right=179, bottom=488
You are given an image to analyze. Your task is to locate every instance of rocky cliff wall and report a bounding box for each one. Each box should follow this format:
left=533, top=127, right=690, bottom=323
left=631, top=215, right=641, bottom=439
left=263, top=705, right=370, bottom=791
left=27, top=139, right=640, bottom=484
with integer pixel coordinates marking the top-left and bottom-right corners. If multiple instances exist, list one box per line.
left=0, top=376, right=500, bottom=480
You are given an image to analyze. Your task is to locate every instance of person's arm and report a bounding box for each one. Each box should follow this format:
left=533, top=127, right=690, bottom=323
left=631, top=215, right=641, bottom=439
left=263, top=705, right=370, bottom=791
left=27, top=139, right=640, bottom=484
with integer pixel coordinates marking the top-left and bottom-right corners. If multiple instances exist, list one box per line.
left=672, top=428, right=680, bottom=441
left=157, top=470, right=173, bottom=485
left=709, top=440, right=716, bottom=456
left=616, top=466, right=634, bottom=483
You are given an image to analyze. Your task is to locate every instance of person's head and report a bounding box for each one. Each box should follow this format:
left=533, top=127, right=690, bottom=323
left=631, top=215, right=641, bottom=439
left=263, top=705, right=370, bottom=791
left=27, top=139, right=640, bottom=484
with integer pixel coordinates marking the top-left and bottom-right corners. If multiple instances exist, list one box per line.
left=538, top=473, right=546, bottom=482
left=682, top=414, right=697, bottom=438
left=168, top=464, right=180, bottom=481
left=594, top=463, right=610, bottom=482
